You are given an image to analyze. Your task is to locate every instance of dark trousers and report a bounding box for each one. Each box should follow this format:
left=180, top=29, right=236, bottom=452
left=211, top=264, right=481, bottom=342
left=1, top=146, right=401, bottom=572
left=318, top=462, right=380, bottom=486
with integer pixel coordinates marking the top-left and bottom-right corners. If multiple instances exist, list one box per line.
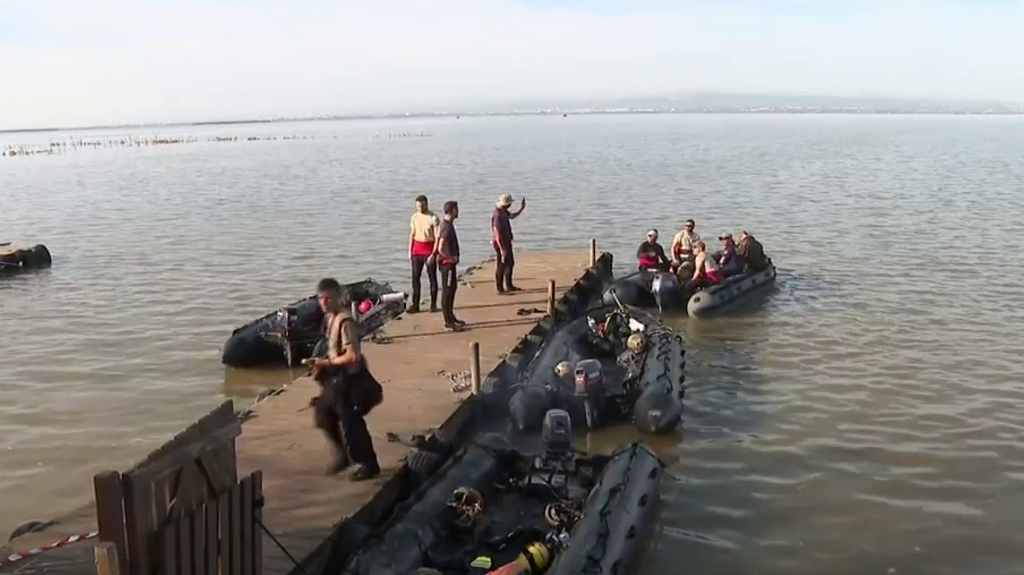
left=315, top=371, right=380, bottom=470
left=440, top=262, right=459, bottom=324
left=493, top=242, right=516, bottom=291
left=410, top=255, right=438, bottom=310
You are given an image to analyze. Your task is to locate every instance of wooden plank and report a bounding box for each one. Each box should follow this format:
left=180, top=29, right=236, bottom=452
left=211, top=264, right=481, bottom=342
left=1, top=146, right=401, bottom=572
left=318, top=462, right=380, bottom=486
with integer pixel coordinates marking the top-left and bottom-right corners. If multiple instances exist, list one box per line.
left=204, top=499, right=219, bottom=575
left=95, top=541, right=123, bottom=575
left=218, top=493, right=232, bottom=575
left=240, top=476, right=254, bottom=575
left=122, top=472, right=154, bottom=575
left=94, top=471, right=131, bottom=575
left=252, top=472, right=263, bottom=575
left=161, top=514, right=178, bottom=575
left=191, top=505, right=206, bottom=575
left=178, top=509, right=193, bottom=575
left=131, top=402, right=236, bottom=473
left=127, top=422, right=242, bottom=488
left=230, top=483, right=243, bottom=575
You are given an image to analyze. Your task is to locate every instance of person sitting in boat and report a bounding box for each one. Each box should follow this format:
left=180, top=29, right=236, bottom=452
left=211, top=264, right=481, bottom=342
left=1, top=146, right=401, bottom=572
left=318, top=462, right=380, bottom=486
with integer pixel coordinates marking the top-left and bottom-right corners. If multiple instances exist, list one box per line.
left=736, top=230, right=769, bottom=272
left=636, top=229, right=672, bottom=271
left=717, top=233, right=745, bottom=277
left=670, top=219, right=701, bottom=265
left=687, top=241, right=723, bottom=291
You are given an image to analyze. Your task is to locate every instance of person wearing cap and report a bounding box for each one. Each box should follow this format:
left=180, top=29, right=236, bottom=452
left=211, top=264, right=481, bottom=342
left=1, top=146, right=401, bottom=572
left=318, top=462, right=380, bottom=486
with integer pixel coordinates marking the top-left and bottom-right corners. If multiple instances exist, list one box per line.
left=636, top=229, right=671, bottom=271
left=717, top=233, right=744, bottom=277
left=408, top=194, right=440, bottom=314
left=491, top=193, right=526, bottom=294
left=736, top=230, right=769, bottom=272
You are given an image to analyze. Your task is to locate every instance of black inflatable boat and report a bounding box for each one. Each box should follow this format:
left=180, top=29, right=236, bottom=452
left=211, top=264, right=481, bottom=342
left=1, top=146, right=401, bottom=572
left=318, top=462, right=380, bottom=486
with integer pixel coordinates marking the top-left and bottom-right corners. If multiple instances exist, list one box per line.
left=0, top=243, right=52, bottom=273
left=291, top=254, right=671, bottom=575
left=221, top=278, right=407, bottom=368
left=507, top=305, right=686, bottom=435
left=343, top=429, right=663, bottom=575
left=600, top=269, right=686, bottom=313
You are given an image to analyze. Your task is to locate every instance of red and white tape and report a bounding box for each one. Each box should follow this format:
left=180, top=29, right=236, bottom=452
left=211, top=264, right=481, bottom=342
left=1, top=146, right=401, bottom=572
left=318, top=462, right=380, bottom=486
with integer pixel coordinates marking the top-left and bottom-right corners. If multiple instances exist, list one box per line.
left=0, top=531, right=98, bottom=568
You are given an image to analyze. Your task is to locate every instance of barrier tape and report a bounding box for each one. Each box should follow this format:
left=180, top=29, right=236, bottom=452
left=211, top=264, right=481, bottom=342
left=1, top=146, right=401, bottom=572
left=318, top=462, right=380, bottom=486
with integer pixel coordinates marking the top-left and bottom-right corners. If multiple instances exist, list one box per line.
left=0, top=531, right=98, bottom=568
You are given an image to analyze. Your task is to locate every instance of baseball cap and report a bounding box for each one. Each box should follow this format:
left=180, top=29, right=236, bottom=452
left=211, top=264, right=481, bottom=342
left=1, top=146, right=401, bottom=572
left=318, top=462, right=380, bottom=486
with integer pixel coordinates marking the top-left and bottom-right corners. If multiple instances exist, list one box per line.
left=719, top=233, right=733, bottom=241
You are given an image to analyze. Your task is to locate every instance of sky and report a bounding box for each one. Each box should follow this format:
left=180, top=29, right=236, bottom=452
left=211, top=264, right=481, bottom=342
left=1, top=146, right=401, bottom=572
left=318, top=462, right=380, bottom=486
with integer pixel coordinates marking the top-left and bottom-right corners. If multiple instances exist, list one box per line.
left=1, top=0, right=1022, bottom=130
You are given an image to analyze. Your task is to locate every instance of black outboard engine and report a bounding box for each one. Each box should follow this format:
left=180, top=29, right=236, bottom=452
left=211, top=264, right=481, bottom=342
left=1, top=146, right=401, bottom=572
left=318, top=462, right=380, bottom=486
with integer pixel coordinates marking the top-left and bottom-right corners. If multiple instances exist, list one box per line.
left=542, top=409, right=572, bottom=458
left=573, top=359, right=606, bottom=429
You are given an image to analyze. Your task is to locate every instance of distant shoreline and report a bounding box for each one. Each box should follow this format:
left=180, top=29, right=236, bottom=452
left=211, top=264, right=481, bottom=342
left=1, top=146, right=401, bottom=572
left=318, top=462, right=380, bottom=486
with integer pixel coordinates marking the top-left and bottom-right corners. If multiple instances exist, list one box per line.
left=3, top=108, right=1022, bottom=135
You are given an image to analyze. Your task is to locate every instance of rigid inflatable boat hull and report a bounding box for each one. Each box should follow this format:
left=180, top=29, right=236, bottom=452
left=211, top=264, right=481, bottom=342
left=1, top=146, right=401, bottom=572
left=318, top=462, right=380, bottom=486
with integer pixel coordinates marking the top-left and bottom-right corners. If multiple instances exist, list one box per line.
left=508, top=305, right=685, bottom=435
left=221, top=278, right=405, bottom=367
left=0, top=244, right=52, bottom=272
left=601, top=270, right=687, bottom=313
left=342, top=439, right=663, bottom=575
left=547, top=443, right=663, bottom=575
left=687, top=261, right=777, bottom=317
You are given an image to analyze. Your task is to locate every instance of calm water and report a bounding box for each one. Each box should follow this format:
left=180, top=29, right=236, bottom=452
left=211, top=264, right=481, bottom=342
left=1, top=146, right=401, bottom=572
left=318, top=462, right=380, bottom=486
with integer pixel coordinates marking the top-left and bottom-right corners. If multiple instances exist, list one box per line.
left=3, top=115, right=1023, bottom=573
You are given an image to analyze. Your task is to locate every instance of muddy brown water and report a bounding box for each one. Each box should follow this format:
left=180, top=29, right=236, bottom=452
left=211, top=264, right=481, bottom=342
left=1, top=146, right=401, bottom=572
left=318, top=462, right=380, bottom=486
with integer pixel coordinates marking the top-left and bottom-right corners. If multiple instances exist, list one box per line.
left=2, top=115, right=1023, bottom=574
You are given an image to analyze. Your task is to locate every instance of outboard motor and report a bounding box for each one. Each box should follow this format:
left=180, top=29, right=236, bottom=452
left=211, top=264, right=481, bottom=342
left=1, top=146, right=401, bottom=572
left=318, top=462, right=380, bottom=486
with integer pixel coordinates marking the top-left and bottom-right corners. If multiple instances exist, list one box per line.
left=542, top=409, right=573, bottom=459
left=651, top=272, right=685, bottom=313
left=573, top=359, right=606, bottom=429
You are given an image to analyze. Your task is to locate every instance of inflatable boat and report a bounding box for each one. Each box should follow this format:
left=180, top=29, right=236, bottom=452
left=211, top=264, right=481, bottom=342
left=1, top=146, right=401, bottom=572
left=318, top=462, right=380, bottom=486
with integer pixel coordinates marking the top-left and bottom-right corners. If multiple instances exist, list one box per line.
left=293, top=253, right=667, bottom=575
left=686, top=259, right=777, bottom=317
left=602, top=259, right=777, bottom=317
left=342, top=429, right=663, bottom=575
left=220, top=279, right=407, bottom=368
left=0, top=243, right=52, bottom=272
left=600, top=269, right=686, bottom=314
left=507, top=304, right=685, bottom=435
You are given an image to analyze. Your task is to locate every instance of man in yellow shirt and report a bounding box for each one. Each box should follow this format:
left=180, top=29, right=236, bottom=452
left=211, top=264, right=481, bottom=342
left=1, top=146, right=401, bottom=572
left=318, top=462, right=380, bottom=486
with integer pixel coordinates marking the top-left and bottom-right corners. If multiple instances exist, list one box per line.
left=671, top=218, right=702, bottom=278
left=408, top=195, right=441, bottom=313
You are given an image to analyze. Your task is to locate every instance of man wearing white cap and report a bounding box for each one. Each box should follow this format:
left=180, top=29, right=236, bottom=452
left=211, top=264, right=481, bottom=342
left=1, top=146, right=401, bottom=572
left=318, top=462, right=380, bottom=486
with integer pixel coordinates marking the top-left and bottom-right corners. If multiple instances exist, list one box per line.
left=491, top=193, right=527, bottom=294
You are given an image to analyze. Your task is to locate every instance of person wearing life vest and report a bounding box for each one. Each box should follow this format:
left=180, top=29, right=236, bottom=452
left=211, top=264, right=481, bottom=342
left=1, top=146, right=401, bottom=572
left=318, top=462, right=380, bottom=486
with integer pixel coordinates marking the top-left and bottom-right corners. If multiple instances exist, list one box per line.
left=310, top=278, right=383, bottom=481
left=717, top=233, right=744, bottom=277
left=636, top=229, right=671, bottom=271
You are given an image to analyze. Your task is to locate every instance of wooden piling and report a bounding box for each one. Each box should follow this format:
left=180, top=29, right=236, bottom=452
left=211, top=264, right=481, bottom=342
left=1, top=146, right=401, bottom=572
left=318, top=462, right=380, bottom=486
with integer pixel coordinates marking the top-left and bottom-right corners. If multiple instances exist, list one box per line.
left=470, top=342, right=482, bottom=395
left=589, top=238, right=597, bottom=267
left=547, top=280, right=557, bottom=316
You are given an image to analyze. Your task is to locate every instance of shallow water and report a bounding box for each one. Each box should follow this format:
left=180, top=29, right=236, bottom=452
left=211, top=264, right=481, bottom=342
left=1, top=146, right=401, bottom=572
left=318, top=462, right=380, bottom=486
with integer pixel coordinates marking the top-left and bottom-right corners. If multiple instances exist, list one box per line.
left=3, top=115, right=1023, bottom=573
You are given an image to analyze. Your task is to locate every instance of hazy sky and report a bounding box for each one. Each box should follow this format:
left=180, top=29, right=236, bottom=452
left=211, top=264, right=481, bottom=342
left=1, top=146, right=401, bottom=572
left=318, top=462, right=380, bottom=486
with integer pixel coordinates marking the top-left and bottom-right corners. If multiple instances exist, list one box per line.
left=1, top=0, right=1022, bottom=129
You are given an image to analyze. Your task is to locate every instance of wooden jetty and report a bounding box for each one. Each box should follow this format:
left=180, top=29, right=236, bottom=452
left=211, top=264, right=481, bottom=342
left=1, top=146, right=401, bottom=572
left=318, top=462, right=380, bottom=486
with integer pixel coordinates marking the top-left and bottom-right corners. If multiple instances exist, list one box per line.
left=0, top=243, right=604, bottom=575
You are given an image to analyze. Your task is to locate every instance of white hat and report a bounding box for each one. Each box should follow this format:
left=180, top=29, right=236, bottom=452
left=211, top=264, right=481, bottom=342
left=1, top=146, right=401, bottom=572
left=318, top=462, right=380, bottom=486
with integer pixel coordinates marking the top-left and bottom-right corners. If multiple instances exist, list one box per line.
left=497, top=193, right=514, bottom=208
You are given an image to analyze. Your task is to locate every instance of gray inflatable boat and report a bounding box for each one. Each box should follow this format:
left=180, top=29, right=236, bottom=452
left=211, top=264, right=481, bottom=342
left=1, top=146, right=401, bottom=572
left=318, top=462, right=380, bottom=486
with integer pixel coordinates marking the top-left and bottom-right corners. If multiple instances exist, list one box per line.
left=686, top=259, right=777, bottom=317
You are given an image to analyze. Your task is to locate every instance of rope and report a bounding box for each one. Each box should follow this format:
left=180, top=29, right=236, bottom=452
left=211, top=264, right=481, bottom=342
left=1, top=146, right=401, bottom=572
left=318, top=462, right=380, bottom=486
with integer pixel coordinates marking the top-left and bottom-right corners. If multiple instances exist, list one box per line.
left=581, top=445, right=639, bottom=575
left=0, top=532, right=98, bottom=568
left=256, top=518, right=310, bottom=575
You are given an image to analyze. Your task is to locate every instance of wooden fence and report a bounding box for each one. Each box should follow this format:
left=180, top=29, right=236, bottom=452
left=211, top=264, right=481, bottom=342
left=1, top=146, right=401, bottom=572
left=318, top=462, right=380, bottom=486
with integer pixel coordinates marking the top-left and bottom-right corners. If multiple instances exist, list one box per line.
left=93, top=401, right=264, bottom=575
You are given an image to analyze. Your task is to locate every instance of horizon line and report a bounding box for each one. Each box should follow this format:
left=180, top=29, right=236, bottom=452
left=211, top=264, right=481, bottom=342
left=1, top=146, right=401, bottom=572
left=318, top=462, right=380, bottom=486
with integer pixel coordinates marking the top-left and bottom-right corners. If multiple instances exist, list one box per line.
left=3, top=107, right=1024, bottom=136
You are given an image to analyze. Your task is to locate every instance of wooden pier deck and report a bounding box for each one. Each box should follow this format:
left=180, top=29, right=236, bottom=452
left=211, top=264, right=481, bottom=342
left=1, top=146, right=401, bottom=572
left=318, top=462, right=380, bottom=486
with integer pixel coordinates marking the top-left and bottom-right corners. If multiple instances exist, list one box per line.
left=236, top=250, right=591, bottom=575
left=1, top=249, right=593, bottom=575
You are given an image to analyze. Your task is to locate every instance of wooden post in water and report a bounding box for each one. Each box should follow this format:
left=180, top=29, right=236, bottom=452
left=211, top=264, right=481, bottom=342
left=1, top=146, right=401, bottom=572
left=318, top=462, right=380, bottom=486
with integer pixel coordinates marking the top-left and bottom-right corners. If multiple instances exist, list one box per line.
left=547, top=280, right=557, bottom=317
left=470, top=342, right=481, bottom=394
left=589, top=238, right=597, bottom=267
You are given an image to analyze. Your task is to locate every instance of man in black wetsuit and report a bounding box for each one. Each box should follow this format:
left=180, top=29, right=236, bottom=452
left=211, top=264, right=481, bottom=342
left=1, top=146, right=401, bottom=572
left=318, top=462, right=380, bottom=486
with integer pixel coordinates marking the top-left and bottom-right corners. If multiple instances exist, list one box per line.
left=310, top=278, right=383, bottom=481
left=636, top=229, right=672, bottom=271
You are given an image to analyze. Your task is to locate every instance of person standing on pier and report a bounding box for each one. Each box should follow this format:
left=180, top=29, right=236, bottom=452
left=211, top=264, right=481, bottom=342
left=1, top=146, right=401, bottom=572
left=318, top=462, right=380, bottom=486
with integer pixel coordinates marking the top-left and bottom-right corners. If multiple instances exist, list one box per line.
left=491, top=193, right=526, bottom=294
left=437, top=201, right=466, bottom=331
left=310, top=278, right=382, bottom=481
left=408, top=195, right=441, bottom=314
